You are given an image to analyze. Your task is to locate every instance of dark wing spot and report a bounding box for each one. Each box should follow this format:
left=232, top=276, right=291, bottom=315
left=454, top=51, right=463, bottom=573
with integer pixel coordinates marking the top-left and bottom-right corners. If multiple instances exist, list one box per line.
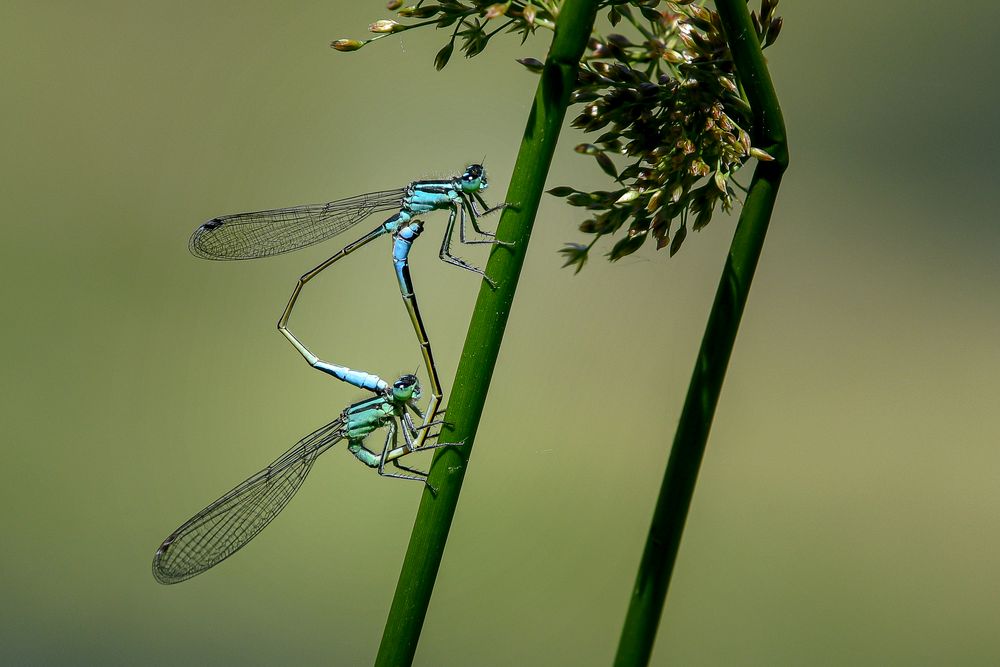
left=202, top=218, right=225, bottom=231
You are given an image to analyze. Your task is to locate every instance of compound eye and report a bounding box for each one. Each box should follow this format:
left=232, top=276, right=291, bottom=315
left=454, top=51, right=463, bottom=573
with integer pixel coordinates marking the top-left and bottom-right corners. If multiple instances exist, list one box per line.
left=394, top=374, right=418, bottom=389
left=464, top=165, right=483, bottom=181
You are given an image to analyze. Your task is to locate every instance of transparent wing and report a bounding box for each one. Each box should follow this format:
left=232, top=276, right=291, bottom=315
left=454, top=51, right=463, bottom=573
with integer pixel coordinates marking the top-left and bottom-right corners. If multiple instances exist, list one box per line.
left=152, top=418, right=344, bottom=584
left=189, top=188, right=406, bottom=260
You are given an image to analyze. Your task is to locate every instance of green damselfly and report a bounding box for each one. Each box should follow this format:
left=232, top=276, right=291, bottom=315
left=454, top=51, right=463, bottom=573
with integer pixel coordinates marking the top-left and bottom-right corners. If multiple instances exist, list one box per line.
left=153, top=371, right=453, bottom=584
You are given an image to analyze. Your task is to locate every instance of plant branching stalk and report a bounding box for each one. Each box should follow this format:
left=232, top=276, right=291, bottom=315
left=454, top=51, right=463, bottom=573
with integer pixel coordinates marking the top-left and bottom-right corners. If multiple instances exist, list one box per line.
left=613, top=1, right=789, bottom=665
left=374, top=2, right=599, bottom=665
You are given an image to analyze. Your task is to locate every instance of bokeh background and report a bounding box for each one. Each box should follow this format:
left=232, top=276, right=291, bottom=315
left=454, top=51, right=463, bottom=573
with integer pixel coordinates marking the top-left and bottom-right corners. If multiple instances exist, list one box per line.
left=2, top=2, right=999, bottom=665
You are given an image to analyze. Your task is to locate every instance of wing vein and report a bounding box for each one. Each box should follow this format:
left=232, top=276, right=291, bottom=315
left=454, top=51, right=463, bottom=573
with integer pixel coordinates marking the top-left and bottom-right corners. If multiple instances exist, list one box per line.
left=189, top=188, right=406, bottom=260
left=152, top=419, right=344, bottom=583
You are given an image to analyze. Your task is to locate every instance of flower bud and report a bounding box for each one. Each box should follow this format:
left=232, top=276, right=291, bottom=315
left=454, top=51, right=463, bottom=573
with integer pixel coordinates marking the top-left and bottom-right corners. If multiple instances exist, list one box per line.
left=718, top=76, right=738, bottom=94
left=484, top=3, right=506, bottom=19
left=615, top=189, right=640, bottom=204
left=662, top=49, right=686, bottom=63
left=399, top=6, right=440, bottom=18
left=764, top=17, right=783, bottom=47
left=516, top=57, right=544, bottom=73
left=646, top=189, right=663, bottom=212
left=369, top=19, right=402, bottom=33
left=689, top=158, right=710, bottom=177
left=749, top=147, right=775, bottom=162
left=330, top=39, right=364, bottom=52
left=713, top=170, right=728, bottom=194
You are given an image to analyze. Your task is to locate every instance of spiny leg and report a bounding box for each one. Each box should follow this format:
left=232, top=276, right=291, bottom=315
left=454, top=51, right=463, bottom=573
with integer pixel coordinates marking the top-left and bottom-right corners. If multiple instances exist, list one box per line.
left=460, top=196, right=511, bottom=248
left=438, top=204, right=496, bottom=288
left=415, top=419, right=450, bottom=431
left=411, top=438, right=464, bottom=453
left=377, top=420, right=426, bottom=483
left=469, top=192, right=515, bottom=246
left=402, top=409, right=449, bottom=434
left=400, top=411, right=459, bottom=453
left=388, top=422, right=443, bottom=491
left=393, top=458, right=431, bottom=479
left=471, top=191, right=510, bottom=217
left=458, top=199, right=499, bottom=245
left=380, top=428, right=463, bottom=484
left=411, top=422, right=456, bottom=443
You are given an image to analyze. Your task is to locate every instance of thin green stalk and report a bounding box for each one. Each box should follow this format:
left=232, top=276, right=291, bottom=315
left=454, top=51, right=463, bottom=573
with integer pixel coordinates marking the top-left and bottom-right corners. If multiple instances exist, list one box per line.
left=613, top=1, right=789, bottom=665
left=374, top=2, right=599, bottom=665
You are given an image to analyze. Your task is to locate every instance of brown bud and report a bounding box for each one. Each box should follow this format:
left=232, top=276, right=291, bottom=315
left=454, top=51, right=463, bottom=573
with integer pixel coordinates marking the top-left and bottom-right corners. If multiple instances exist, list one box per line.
left=516, top=57, right=544, bottom=73
left=484, top=3, right=506, bottom=19
left=718, top=76, right=738, bottom=94
left=330, top=39, right=364, bottom=52
left=764, top=17, right=783, bottom=47
left=662, top=49, right=686, bottom=63
left=713, top=170, right=728, bottom=194
left=646, top=189, right=663, bottom=212
left=689, top=158, right=710, bottom=177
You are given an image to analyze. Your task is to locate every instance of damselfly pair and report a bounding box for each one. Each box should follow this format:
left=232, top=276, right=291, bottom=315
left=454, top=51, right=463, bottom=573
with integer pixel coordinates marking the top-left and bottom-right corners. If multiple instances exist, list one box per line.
left=153, top=165, right=506, bottom=583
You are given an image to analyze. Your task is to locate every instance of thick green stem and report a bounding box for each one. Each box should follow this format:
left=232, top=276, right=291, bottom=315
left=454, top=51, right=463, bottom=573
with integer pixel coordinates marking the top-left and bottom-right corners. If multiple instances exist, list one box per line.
left=613, top=1, right=789, bottom=665
left=374, top=2, right=599, bottom=665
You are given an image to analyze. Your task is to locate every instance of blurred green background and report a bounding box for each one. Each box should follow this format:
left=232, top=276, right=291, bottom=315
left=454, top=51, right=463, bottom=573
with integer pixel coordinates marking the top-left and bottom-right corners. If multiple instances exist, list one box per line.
left=2, top=2, right=999, bottom=665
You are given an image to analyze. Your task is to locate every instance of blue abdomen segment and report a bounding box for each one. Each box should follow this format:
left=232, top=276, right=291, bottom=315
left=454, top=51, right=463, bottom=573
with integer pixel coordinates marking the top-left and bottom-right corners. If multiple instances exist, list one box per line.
left=314, top=362, right=387, bottom=392
left=393, top=221, right=424, bottom=295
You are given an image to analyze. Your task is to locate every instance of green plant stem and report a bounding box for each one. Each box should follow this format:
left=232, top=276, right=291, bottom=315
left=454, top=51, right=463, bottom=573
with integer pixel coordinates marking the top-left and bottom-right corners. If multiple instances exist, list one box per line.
left=613, top=1, right=789, bottom=665
left=374, top=2, right=599, bottom=665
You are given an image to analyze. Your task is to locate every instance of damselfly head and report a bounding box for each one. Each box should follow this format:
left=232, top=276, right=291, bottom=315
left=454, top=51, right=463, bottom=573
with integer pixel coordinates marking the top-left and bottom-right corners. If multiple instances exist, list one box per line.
left=391, top=374, right=421, bottom=402
left=461, top=164, right=487, bottom=192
